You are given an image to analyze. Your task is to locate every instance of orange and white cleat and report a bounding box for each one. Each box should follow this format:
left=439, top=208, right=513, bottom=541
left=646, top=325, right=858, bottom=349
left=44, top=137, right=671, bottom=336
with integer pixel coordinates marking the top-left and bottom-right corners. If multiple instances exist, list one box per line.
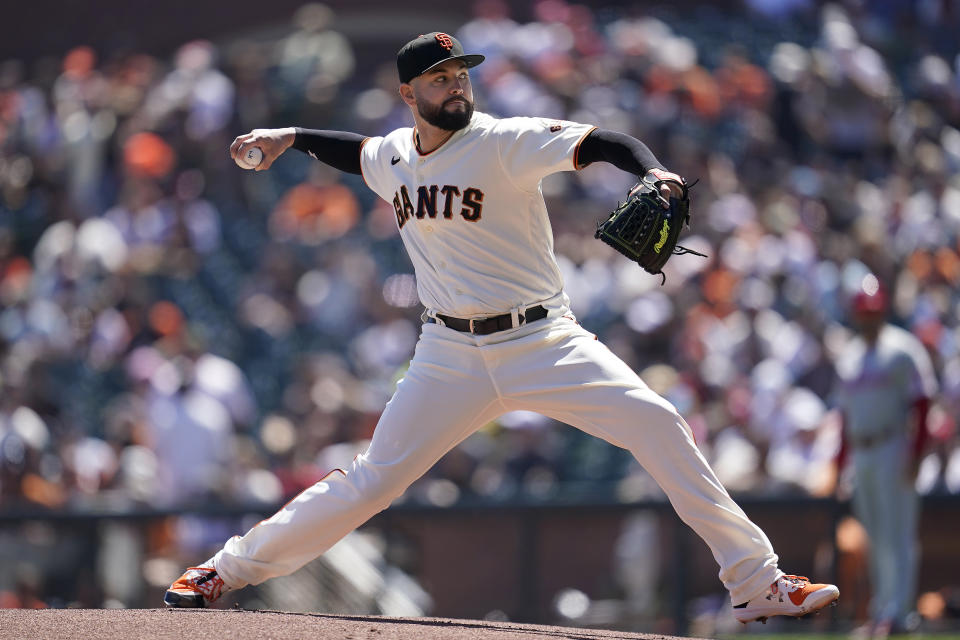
left=164, top=561, right=232, bottom=608
left=733, top=574, right=839, bottom=624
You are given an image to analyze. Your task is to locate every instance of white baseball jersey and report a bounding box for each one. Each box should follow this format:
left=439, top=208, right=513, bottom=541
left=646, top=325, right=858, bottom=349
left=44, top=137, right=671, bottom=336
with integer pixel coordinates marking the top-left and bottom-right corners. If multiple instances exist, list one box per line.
left=834, top=324, right=938, bottom=440
left=360, top=111, right=596, bottom=318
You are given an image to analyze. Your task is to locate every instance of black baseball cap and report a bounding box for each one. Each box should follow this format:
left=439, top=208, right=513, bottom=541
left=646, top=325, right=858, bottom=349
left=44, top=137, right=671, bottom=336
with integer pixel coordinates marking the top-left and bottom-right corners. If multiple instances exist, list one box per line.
left=397, top=32, right=485, bottom=84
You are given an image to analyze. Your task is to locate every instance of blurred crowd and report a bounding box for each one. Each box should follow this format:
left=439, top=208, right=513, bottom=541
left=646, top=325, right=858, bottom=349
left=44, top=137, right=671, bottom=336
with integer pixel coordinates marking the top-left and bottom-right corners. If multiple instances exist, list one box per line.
left=1, top=0, right=960, bottom=563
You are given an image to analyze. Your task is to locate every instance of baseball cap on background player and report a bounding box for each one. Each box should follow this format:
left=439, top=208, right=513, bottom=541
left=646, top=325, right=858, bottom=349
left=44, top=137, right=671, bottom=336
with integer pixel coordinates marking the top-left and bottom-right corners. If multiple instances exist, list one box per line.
left=852, top=279, right=888, bottom=315
left=397, top=32, right=485, bottom=84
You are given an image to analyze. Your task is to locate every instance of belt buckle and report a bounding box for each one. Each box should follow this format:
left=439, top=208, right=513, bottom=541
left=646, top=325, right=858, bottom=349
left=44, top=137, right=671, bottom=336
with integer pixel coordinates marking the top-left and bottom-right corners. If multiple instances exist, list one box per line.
left=469, top=318, right=477, bottom=334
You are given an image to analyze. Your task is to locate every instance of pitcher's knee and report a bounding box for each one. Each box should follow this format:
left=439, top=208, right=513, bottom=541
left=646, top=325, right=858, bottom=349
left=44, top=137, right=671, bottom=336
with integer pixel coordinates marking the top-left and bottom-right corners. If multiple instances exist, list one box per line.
left=625, top=390, right=693, bottom=436
left=338, top=458, right=409, bottom=511
left=628, top=388, right=681, bottom=419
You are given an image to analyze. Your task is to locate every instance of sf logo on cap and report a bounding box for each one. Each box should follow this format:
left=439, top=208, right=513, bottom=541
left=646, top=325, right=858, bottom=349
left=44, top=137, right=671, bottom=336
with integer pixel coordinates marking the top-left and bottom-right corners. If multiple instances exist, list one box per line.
left=435, top=33, right=454, bottom=50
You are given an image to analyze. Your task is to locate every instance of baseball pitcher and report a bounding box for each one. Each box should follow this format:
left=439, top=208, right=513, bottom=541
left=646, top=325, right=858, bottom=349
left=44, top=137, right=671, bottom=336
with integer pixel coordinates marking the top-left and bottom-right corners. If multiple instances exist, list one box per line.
left=165, top=32, right=839, bottom=624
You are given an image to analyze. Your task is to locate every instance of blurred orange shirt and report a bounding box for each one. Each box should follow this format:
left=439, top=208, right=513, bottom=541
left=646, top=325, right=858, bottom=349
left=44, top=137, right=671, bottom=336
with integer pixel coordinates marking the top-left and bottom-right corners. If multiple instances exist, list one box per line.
left=271, top=183, right=360, bottom=241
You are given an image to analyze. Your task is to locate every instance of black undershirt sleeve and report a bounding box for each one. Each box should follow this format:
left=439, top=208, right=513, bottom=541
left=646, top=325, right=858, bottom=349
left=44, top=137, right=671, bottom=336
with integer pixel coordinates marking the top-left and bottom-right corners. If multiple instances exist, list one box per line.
left=291, top=128, right=367, bottom=175
left=576, top=128, right=664, bottom=176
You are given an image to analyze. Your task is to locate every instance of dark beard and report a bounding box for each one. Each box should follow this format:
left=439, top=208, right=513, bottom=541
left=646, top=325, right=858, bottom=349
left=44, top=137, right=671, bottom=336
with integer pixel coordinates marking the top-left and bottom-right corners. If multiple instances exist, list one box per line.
left=417, top=97, right=474, bottom=131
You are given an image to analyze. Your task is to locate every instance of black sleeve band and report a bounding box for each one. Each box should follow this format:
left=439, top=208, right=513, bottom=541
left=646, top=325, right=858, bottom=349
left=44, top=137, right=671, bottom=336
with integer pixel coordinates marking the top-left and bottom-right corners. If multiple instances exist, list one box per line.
left=292, top=128, right=366, bottom=175
left=577, top=128, right=664, bottom=176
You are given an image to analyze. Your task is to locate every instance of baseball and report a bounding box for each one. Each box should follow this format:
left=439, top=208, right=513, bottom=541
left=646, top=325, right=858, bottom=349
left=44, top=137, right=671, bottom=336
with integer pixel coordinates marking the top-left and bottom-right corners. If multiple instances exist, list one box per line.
left=236, top=146, right=263, bottom=170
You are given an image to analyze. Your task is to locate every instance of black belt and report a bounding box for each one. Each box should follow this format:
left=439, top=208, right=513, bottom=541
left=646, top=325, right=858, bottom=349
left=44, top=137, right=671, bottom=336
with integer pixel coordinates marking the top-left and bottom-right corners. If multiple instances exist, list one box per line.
left=430, top=305, right=548, bottom=335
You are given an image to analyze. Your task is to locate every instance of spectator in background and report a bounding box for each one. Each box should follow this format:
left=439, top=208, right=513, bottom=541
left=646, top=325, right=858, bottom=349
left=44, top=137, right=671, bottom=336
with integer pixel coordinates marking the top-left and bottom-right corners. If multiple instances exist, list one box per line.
left=144, top=40, right=235, bottom=144
left=269, top=162, right=360, bottom=245
left=274, top=3, right=355, bottom=119
left=833, top=275, right=939, bottom=638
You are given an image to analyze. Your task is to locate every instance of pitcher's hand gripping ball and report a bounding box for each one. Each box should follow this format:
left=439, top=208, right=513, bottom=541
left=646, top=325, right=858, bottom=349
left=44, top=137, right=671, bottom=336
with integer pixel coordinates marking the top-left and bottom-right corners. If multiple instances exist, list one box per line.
left=235, top=146, right=263, bottom=170
left=595, top=168, right=705, bottom=283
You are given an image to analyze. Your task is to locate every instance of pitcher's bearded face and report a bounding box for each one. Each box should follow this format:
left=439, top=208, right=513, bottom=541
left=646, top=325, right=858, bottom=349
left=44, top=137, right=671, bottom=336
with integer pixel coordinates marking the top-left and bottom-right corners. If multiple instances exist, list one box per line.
left=411, top=62, right=475, bottom=131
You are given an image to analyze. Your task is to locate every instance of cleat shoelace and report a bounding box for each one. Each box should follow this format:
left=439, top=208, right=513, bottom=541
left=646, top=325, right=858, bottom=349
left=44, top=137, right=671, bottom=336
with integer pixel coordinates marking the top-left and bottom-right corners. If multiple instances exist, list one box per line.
left=780, top=575, right=809, bottom=591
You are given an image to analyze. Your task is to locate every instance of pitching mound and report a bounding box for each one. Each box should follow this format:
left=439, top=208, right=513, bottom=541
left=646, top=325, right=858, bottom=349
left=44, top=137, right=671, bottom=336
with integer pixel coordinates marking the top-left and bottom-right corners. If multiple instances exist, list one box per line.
left=0, top=608, right=708, bottom=640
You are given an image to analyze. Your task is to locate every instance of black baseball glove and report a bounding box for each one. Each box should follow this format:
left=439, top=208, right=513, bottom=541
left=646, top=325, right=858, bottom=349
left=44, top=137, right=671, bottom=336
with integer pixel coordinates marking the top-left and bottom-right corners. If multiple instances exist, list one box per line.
left=595, top=168, right=706, bottom=284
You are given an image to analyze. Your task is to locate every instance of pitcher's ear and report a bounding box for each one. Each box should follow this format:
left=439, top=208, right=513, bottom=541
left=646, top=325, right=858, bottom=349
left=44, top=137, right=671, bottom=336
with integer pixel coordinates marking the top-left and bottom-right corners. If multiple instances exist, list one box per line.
left=399, top=83, right=416, bottom=106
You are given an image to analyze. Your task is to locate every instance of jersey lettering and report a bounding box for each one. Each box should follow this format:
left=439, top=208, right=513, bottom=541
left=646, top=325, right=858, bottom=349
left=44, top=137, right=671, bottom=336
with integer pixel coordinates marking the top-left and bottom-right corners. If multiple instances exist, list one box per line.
left=416, top=185, right=439, bottom=219
left=440, top=185, right=461, bottom=219
left=391, top=184, right=484, bottom=227
left=393, top=186, right=416, bottom=229
left=392, top=193, right=407, bottom=227
left=461, top=188, right=484, bottom=222
left=400, top=185, right=415, bottom=216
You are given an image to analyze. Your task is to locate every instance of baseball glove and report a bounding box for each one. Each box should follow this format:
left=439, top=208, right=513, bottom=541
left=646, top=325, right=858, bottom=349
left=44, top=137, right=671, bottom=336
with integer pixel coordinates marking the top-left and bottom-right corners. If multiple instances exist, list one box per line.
left=595, top=168, right=706, bottom=284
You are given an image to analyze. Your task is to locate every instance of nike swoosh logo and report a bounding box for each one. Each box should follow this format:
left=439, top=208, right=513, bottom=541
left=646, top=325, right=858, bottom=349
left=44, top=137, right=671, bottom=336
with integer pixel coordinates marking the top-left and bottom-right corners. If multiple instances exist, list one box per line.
left=391, top=156, right=401, bottom=165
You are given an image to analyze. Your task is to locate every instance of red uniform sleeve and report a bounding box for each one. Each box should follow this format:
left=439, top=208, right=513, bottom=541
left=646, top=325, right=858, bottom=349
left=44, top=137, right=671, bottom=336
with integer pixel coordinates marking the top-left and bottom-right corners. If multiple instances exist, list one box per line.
left=911, top=396, right=931, bottom=463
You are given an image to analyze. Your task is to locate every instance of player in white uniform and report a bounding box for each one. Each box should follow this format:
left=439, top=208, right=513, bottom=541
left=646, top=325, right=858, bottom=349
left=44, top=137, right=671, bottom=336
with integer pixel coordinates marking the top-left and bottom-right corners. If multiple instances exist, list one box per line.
left=833, top=279, right=937, bottom=636
left=165, top=32, right=839, bottom=623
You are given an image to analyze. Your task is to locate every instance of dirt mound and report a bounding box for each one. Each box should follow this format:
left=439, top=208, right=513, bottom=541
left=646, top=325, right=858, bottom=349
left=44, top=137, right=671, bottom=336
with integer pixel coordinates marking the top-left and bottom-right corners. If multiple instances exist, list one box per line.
left=0, top=608, right=708, bottom=640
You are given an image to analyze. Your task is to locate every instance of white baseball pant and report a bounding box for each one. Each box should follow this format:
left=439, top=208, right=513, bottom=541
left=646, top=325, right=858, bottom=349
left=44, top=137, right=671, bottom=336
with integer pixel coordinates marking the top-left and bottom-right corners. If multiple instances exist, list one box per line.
left=213, top=314, right=782, bottom=604
left=852, top=434, right=919, bottom=623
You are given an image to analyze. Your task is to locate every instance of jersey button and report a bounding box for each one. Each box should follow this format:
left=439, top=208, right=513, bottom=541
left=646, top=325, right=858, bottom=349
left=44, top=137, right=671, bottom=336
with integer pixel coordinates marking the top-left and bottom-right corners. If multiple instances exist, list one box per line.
left=425, top=225, right=433, bottom=232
